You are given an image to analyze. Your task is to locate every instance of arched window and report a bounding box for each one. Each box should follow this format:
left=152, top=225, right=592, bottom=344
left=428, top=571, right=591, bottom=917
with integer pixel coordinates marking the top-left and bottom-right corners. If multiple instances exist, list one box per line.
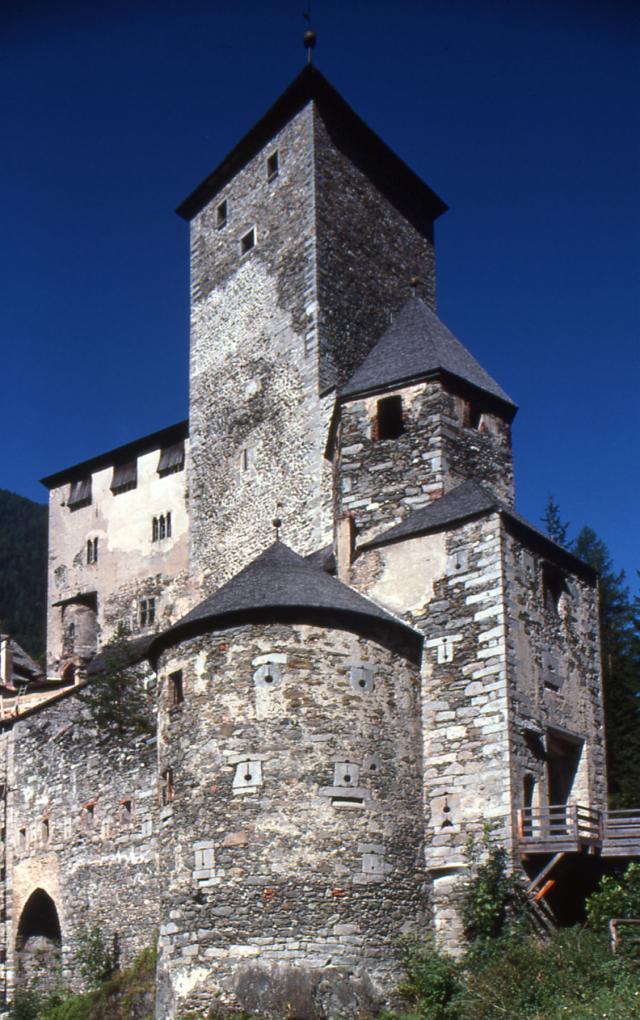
left=16, top=889, right=62, bottom=991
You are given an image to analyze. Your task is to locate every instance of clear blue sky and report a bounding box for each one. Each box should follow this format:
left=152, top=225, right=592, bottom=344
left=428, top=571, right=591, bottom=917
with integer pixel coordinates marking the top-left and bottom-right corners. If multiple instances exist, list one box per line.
left=2, top=0, right=638, bottom=585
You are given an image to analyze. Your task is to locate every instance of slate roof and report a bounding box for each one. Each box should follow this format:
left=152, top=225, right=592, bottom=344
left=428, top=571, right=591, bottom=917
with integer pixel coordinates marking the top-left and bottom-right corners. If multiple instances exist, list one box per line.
left=176, top=66, right=447, bottom=229
left=362, top=481, right=596, bottom=582
left=339, top=296, right=516, bottom=414
left=361, top=481, right=499, bottom=548
left=163, top=541, right=417, bottom=642
left=41, top=420, right=189, bottom=489
left=86, top=634, right=156, bottom=676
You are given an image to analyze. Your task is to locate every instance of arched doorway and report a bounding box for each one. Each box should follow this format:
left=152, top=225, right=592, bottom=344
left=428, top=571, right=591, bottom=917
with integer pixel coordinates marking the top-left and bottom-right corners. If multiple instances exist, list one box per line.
left=16, top=889, right=62, bottom=991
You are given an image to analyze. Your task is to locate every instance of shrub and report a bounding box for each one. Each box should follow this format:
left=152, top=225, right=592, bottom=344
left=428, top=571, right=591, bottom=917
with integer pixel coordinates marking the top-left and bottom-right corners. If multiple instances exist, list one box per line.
left=457, top=824, right=528, bottom=944
left=586, top=862, right=640, bottom=932
left=394, top=937, right=460, bottom=1019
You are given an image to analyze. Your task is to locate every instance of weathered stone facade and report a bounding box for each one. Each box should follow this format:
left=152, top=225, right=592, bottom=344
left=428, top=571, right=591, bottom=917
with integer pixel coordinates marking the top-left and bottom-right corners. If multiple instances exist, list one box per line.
left=43, top=425, right=191, bottom=676
left=154, top=621, right=424, bottom=1016
left=0, top=63, right=614, bottom=1018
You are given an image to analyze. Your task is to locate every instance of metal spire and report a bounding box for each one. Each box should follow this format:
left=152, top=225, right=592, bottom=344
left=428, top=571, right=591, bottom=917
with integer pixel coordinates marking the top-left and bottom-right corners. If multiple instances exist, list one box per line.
left=303, top=8, right=316, bottom=65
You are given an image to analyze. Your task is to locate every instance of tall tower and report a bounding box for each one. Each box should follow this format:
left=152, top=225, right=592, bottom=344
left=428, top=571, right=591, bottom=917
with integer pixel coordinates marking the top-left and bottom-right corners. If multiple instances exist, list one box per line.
left=178, top=67, right=446, bottom=594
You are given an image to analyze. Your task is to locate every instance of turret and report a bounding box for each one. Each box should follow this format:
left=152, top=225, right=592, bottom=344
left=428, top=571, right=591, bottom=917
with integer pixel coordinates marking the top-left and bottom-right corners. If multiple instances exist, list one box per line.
left=328, top=296, right=517, bottom=552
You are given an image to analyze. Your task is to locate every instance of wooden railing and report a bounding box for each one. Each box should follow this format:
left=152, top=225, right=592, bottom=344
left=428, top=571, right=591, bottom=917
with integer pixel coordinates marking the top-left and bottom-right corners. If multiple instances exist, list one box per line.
left=518, top=804, right=601, bottom=850
left=518, top=804, right=640, bottom=856
left=603, top=810, right=640, bottom=857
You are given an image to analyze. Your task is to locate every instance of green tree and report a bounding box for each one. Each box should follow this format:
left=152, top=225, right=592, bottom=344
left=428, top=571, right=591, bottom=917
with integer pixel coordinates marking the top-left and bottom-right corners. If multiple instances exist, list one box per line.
left=76, top=629, right=154, bottom=739
left=572, top=527, right=640, bottom=808
left=0, top=489, right=47, bottom=657
left=541, top=495, right=570, bottom=548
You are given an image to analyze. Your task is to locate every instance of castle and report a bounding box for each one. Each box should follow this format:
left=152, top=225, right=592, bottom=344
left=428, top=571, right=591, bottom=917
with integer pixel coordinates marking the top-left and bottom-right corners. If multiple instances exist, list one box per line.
left=0, top=62, right=635, bottom=1018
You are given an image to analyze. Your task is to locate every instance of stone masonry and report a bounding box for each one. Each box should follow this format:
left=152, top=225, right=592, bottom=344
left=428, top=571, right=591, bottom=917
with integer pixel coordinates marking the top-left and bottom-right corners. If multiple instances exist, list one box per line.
left=0, top=61, right=614, bottom=1018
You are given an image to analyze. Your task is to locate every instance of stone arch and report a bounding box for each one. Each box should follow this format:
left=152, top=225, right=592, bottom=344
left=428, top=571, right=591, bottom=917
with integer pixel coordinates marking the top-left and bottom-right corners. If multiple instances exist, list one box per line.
left=16, top=889, right=62, bottom=991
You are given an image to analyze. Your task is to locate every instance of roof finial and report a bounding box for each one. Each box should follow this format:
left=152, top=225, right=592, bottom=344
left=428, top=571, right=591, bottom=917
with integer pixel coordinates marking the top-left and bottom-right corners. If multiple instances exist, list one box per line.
left=303, top=7, right=316, bottom=65
left=272, top=502, right=284, bottom=542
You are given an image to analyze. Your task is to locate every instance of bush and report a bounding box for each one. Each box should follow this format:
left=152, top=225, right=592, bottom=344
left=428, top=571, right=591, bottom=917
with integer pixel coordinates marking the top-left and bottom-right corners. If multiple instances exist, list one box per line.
left=457, top=824, right=528, bottom=944
left=396, top=937, right=460, bottom=1019
left=586, top=862, right=640, bottom=932
left=389, top=926, right=640, bottom=1020
left=73, top=924, right=119, bottom=989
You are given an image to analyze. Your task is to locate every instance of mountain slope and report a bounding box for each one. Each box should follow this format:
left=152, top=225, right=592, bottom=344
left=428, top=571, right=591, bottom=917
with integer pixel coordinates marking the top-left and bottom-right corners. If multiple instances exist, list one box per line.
left=0, top=489, right=47, bottom=658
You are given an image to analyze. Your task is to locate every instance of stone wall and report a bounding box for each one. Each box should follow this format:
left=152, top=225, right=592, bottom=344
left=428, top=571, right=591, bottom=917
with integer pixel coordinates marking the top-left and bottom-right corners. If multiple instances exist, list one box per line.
left=502, top=527, right=606, bottom=821
left=6, top=687, right=159, bottom=997
left=188, top=104, right=333, bottom=595
left=333, top=381, right=513, bottom=547
left=154, top=620, right=425, bottom=1018
left=46, top=445, right=190, bottom=675
left=314, top=112, right=437, bottom=392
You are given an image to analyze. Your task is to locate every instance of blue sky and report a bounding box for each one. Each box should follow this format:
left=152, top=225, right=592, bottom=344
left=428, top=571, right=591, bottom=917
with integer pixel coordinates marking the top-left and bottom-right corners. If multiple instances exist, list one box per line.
left=2, top=0, right=638, bottom=585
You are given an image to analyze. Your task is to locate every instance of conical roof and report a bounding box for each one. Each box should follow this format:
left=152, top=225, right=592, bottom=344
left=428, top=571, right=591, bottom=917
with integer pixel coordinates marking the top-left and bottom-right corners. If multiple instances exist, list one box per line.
left=162, top=541, right=418, bottom=646
left=340, top=296, right=516, bottom=413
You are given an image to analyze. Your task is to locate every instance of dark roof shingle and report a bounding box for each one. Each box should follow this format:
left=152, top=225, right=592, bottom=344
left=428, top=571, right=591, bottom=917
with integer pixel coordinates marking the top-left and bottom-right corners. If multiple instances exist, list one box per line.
left=361, top=481, right=499, bottom=548
left=164, top=541, right=417, bottom=642
left=340, top=296, right=516, bottom=413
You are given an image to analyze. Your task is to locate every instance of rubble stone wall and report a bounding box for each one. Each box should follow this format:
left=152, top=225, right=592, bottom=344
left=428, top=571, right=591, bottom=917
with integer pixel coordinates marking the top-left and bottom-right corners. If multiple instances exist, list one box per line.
left=154, top=620, right=426, bottom=1018
left=188, top=104, right=333, bottom=596
left=333, top=381, right=513, bottom=547
left=6, top=690, right=159, bottom=997
left=502, top=528, right=606, bottom=819
left=313, top=112, right=437, bottom=392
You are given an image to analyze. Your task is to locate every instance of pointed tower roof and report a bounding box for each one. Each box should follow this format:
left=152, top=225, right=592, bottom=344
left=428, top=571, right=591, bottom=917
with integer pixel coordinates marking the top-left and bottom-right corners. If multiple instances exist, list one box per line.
left=176, top=65, right=446, bottom=228
left=339, top=296, right=516, bottom=415
left=156, top=541, right=419, bottom=653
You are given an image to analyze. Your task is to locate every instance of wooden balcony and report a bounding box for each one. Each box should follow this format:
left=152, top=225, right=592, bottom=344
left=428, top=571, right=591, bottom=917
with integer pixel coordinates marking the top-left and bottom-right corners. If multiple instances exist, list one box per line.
left=518, top=804, right=640, bottom=857
left=518, top=804, right=602, bottom=854
left=602, top=810, right=640, bottom=858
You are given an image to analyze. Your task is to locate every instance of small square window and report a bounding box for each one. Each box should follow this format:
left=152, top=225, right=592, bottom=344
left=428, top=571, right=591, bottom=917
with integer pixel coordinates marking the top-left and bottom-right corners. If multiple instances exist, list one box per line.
left=375, top=395, right=404, bottom=441
left=216, top=200, right=227, bottom=229
left=240, top=228, right=256, bottom=256
left=266, top=151, right=279, bottom=181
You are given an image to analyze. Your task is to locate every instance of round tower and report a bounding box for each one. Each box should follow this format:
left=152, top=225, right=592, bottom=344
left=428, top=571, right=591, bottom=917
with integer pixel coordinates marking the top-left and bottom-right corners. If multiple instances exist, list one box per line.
left=152, top=542, right=425, bottom=1019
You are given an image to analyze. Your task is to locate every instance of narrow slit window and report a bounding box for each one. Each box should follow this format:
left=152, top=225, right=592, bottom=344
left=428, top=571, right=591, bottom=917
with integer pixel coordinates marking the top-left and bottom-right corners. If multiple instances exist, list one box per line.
left=542, top=562, right=567, bottom=616
left=266, top=151, right=279, bottom=180
left=159, top=515, right=166, bottom=540
left=240, top=227, right=256, bottom=256
left=87, top=537, right=98, bottom=564
left=160, top=768, right=174, bottom=805
left=152, top=517, right=159, bottom=542
left=216, top=199, right=228, bottom=229
left=41, top=818, right=50, bottom=843
left=166, top=511, right=172, bottom=537
left=19, top=827, right=26, bottom=850
left=376, top=395, right=404, bottom=440
left=465, top=402, right=483, bottom=430
left=169, top=670, right=184, bottom=707
left=120, top=799, right=133, bottom=824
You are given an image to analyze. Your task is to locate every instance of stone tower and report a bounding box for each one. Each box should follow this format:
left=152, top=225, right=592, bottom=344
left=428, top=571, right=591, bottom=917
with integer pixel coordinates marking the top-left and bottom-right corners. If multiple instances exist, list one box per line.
left=179, top=67, right=446, bottom=594
left=4, top=53, right=620, bottom=1020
